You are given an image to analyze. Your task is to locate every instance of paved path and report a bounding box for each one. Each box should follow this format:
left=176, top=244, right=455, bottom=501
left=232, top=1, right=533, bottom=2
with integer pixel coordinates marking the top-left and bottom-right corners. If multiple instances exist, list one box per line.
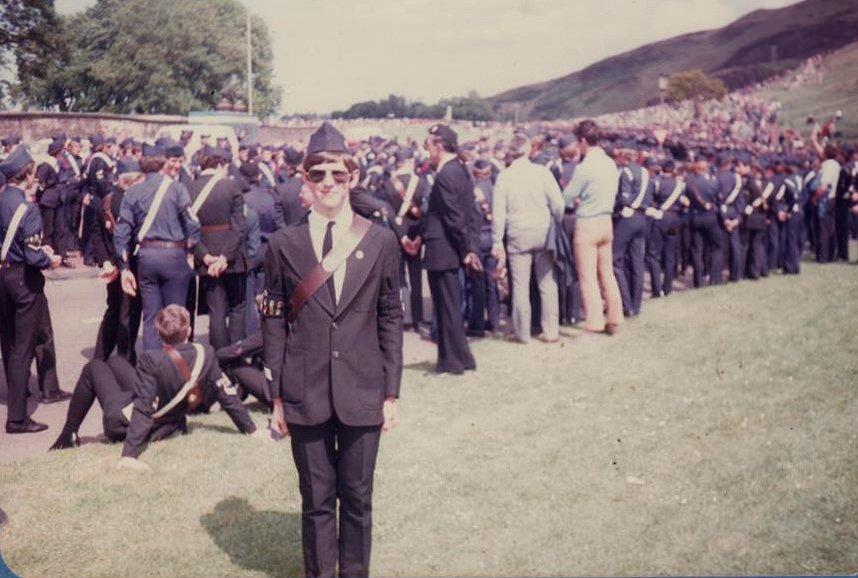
left=0, top=273, right=437, bottom=464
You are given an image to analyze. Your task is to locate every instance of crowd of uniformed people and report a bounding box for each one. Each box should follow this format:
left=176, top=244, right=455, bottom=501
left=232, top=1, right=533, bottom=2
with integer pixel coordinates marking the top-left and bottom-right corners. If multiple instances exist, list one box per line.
left=0, top=113, right=855, bottom=456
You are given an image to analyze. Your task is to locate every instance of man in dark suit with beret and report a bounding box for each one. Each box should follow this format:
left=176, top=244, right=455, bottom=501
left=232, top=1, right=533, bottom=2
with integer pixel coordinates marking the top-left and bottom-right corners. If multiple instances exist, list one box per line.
left=262, top=122, right=402, bottom=578
left=418, top=124, right=479, bottom=374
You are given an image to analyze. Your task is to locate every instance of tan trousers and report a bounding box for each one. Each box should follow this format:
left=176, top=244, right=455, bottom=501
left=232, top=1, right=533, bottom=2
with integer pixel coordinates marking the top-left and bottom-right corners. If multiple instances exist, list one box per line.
left=573, top=216, right=623, bottom=332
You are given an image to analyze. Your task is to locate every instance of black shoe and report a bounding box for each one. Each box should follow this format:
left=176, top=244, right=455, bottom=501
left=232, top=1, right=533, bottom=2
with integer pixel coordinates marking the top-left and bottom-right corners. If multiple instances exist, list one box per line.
left=6, top=419, right=49, bottom=434
left=49, top=431, right=80, bottom=451
left=41, top=390, right=73, bottom=404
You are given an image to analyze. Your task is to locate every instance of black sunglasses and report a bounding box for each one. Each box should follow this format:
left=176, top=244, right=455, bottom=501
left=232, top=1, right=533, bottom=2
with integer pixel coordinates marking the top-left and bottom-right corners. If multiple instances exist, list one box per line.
left=306, top=168, right=350, bottom=184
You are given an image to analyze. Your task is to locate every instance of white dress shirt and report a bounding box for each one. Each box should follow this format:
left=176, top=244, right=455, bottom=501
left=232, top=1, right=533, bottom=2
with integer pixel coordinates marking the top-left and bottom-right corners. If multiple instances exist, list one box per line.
left=308, top=204, right=354, bottom=303
left=819, top=158, right=841, bottom=200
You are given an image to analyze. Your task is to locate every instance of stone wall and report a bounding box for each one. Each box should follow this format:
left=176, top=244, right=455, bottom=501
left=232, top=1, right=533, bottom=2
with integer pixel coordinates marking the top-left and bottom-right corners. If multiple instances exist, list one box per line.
left=0, top=111, right=188, bottom=142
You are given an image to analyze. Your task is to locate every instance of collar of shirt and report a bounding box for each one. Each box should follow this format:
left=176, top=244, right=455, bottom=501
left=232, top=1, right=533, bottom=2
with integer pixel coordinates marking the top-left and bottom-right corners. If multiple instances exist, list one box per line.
left=308, top=203, right=355, bottom=237
left=200, top=168, right=219, bottom=176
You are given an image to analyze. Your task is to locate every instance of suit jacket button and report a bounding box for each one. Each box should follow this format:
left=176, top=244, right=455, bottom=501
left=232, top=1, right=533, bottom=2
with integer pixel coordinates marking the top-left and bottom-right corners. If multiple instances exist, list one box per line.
left=332, top=350, right=340, bottom=359
left=331, top=322, right=338, bottom=331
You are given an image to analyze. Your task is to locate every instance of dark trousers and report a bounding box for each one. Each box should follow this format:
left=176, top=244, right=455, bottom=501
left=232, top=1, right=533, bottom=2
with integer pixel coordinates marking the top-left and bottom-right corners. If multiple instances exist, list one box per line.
left=559, top=214, right=583, bottom=321
left=427, top=269, right=475, bottom=374
left=785, top=215, right=803, bottom=274
left=404, top=254, right=423, bottom=327
left=467, top=251, right=499, bottom=334
left=0, top=265, right=45, bottom=425
left=245, top=268, right=264, bottom=336
left=612, top=214, right=646, bottom=316
left=835, top=197, right=850, bottom=261
left=40, top=205, right=67, bottom=256
left=725, top=226, right=745, bottom=282
left=203, top=273, right=247, bottom=350
left=62, top=357, right=136, bottom=440
left=289, top=417, right=382, bottom=578
left=815, top=210, right=836, bottom=263
left=93, top=275, right=142, bottom=364
left=691, top=213, right=724, bottom=287
left=35, top=294, right=60, bottom=396
left=744, top=228, right=767, bottom=279
left=137, top=247, right=194, bottom=350
left=228, top=366, right=269, bottom=405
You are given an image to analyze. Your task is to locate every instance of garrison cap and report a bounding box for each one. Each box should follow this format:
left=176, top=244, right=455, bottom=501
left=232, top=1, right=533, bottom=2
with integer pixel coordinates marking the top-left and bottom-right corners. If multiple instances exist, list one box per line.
left=661, top=159, right=676, bottom=172
left=427, top=124, right=458, bottom=149
left=142, top=143, right=165, bottom=157
left=117, top=157, right=141, bottom=175
left=163, top=139, right=184, bottom=158
left=0, top=145, right=34, bottom=178
left=119, top=137, right=134, bottom=149
left=47, top=139, right=65, bottom=156
left=89, top=134, right=106, bottom=148
left=283, top=147, right=304, bottom=166
left=52, top=132, right=68, bottom=143
left=307, top=122, right=349, bottom=155
left=1, top=135, right=21, bottom=147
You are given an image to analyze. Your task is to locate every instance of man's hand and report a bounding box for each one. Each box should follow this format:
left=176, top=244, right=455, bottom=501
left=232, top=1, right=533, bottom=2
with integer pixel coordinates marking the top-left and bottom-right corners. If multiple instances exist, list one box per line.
left=99, top=261, right=118, bottom=283
left=116, top=456, right=152, bottom=473
left=49, top=254, right=62, bottom=269
left=270, top=398, right=289, bottom=438
left=620, top=206, right=635, bottom=218
left=82, top=193, right=92, bottom=206
left=120, top=269, right=137, bottom=297
left=382, top=397, right=399, bottom=433
left=463, top=252, right=483, bottom=274
left=491, top=244, right=506, bottom=269
left=778, top=211, right=787, bottom=222
left=205, top=255, right=228, bottom=278
left=400, top=236, right=418, bottom=257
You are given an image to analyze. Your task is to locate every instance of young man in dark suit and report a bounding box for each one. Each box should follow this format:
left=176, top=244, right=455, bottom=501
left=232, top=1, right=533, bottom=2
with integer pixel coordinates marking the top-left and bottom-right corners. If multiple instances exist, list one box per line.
left=417, top=124, right=479, bottom=374
left=262, top=122, right=403, bottom=578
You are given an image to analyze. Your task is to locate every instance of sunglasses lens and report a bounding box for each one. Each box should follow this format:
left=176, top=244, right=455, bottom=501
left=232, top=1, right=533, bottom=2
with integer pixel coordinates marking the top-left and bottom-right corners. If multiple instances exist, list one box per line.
left=332, top=171, right=349, bottom=183
left=307, top=170, right=325, bottom=183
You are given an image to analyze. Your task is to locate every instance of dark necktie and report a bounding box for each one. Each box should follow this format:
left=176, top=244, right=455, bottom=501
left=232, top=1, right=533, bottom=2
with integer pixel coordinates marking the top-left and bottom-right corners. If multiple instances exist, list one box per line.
left=323, top=221, right=335, bottom=305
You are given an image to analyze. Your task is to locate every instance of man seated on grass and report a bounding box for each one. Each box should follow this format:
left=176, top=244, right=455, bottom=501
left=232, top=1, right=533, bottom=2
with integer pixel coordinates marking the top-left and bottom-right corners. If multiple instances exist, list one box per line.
left=50, top=304, right=266, bottom=470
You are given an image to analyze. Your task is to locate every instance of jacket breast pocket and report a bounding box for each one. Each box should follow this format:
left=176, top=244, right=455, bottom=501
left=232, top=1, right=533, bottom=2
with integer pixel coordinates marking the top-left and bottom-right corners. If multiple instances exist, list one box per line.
left=281, top=351, right=306, bottom=405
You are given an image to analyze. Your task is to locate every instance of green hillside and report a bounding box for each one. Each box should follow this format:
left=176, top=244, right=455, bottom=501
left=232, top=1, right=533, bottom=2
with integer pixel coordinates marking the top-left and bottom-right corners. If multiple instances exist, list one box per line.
left=758, top=42, right=858, bottom=140
left=489, top=0, right=858, bottom=120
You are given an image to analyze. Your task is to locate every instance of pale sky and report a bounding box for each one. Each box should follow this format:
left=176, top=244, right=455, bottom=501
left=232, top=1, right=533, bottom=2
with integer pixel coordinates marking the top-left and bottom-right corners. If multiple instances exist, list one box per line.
left=56, top=0, right=799, bottom=114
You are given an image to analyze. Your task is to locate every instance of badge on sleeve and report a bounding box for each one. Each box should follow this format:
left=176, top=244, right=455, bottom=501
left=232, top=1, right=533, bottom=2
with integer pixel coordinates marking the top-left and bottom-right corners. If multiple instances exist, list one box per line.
left=355, top=250, right=365, bottom=260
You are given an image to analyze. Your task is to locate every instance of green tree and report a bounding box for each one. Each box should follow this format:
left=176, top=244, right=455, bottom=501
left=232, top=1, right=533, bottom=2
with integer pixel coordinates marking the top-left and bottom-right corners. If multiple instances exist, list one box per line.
left=0, top=0, right=63, bottom=108
left=15, top=0, right=281, bottom=117
left=666, top=69, right=727, bottom=103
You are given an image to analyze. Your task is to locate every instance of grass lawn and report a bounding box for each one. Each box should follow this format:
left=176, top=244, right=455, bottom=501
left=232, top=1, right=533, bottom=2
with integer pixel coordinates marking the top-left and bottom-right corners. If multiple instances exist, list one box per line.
left=2, top=261, right=858, bottom=577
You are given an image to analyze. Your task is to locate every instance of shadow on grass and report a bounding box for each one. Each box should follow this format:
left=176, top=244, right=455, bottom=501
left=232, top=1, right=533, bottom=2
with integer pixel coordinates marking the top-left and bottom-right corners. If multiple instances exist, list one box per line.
left=201, top=496, right=303, bottom=578
left=403, top=360, right=435, bottom=372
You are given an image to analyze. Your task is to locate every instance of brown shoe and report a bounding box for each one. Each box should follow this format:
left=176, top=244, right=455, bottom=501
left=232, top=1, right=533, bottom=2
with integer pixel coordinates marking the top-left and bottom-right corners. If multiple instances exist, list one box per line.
left=605, top=323, right=619, bottom=336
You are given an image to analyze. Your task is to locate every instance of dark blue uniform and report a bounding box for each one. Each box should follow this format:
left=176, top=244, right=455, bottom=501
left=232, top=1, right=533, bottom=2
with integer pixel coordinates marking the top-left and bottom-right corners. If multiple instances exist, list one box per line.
left=715, top=168, right=746, bottom=282
left=0, top=182, right=53, bottom=430
left=647, top=173, right=685, bottom=296
left=686, top=171, right=724, bottom=287
left=114, top=172, right=200, bottom=350
left=613, top=162, right=652, bottom=316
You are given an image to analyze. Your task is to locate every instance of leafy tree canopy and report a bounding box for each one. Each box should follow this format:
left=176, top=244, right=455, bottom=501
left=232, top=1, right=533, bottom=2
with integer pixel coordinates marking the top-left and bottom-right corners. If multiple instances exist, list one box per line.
left=332, top=91, right=494, bottom=122
left=8, top=0, right=281, bottom=117
left=666, top=69, right=727, bottom=103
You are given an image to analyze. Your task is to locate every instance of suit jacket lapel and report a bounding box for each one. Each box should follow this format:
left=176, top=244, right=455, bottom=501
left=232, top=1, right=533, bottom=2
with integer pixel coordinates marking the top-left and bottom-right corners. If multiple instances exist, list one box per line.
left=283, top=224, right=336, bottom=318
left=335, top=227, right=379, bottom=318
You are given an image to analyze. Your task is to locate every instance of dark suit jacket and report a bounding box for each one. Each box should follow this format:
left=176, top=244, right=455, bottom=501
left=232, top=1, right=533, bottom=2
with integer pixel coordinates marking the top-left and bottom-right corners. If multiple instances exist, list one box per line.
left=189, top=174, right=247, bottom=274
left=262, top=217, right=403, bottom=427
left=421, top=158, right=476, bottom=271
left=274, top=176, right=308, bottom=227
left=121, top=343, right=255, bottom=458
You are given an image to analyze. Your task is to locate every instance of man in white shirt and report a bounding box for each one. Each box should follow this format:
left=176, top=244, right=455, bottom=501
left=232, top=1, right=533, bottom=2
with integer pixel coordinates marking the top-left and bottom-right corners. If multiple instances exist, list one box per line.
left=813, top=141, right=841, bottom=263
left=562, top=120, right=624, bottom=335
left=492, top=133, right=565, bottom=343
